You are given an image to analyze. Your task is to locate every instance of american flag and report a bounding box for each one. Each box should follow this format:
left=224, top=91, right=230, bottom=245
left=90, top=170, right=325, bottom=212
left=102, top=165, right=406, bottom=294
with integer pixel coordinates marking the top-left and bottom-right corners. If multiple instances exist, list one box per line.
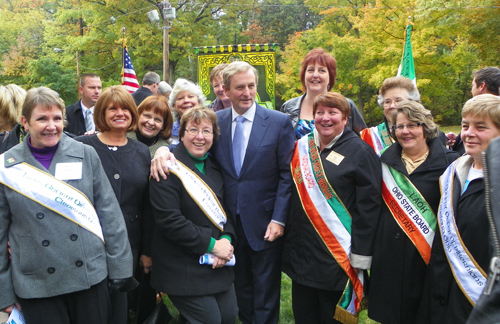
left=122, top=46, right=140, bottom=93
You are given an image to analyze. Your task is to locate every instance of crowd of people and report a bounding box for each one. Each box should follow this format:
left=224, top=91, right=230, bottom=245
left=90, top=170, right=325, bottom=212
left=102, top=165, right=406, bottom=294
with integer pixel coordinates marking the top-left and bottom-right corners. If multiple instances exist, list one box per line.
left=0, top=50, right=499, bottom=324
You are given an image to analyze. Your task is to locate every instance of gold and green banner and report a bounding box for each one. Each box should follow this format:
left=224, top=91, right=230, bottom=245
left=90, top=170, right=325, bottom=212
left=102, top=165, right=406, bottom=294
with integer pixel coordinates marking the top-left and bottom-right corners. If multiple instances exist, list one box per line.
left=195, top=44, right=277, bottom=109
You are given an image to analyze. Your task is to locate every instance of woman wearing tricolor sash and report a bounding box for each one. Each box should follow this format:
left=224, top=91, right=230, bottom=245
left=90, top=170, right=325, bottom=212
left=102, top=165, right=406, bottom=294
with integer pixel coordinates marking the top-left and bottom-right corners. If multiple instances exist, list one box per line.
left=368, top=101, right=459, bottom=324
left=360, top=76, right=420, bottom=156
left=0, top=87, right=134, bottom=324
left=149, top=107, right=237, bottom=324
left=282, top=92, right=382, bottom=324
left=416, top=94, right=500, bottom=324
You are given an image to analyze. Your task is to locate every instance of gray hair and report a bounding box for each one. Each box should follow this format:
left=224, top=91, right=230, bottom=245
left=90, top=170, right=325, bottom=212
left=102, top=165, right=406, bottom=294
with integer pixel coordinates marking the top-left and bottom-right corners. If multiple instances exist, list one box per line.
left=158, top=81, right=172, bottom=94
left=169, top=78, right=206, bottom=119
left=142, top=71, right=161, bottom=86
left=222, top=61, right=258, bottom=89
left=377, top=76, right=420, bottom=107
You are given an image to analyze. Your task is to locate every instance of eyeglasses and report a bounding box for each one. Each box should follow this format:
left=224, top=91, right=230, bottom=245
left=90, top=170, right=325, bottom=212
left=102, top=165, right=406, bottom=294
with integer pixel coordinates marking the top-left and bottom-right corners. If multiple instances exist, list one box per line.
left=186, top=128, right=213, bottom=136
left=383, top=98, right=405, bottom=107
left=392, top=123, right=424, bottom=131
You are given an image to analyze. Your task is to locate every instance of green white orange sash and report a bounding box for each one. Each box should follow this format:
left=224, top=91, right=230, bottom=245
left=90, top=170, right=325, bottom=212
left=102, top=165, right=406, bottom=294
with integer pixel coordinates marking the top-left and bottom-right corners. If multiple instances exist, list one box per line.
left=438, top=160, right=487, bottom=305
left=0, top=156, right=104, bottom=242
left=381, top=163, right=437, bottom=264
left=167, top=160, right=226, bottom=231
left=291, top=133, right=363, bottom=324
left=360, top=122, right=393, bottom=157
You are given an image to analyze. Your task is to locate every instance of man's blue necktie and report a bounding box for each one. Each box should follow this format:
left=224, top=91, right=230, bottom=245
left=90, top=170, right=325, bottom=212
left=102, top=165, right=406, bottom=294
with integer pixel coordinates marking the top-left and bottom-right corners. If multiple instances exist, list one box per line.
left=232, top=115, right=246, bottom=176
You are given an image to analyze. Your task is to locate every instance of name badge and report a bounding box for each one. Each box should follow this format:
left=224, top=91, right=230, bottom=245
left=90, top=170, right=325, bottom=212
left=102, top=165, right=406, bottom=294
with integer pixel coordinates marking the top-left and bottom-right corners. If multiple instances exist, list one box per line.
left=326, top=151, right=345, bottom=165
left=55, top=162, right=83, bottom=180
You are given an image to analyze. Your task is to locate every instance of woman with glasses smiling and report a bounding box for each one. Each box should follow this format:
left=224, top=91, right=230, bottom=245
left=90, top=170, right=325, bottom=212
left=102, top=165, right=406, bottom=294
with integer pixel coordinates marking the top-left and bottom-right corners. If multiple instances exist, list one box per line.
left=149, top=106, right=238, bottom=324
left=368, top=101, right=460, bottom=324
left=361, top=76, right=420, bottom=156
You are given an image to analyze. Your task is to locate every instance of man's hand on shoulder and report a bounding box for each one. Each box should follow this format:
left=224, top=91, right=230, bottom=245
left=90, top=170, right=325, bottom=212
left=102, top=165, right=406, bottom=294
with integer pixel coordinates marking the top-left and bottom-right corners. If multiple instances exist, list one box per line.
left=150, top=146, right=175, bottom=181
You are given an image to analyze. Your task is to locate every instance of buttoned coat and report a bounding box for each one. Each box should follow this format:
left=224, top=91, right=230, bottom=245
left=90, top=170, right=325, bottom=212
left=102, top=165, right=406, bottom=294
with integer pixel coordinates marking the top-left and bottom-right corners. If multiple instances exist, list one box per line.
left=150, top=143, right=235, bottom=296
left=369, top=138, right=459, bottom=324
left=64, top=100, right=87, bottom=137
left=0, top=134, right=133, bottom=310
left=75, top=135, right=150, bottom=250
left=211, top=104, right=295, bottom=251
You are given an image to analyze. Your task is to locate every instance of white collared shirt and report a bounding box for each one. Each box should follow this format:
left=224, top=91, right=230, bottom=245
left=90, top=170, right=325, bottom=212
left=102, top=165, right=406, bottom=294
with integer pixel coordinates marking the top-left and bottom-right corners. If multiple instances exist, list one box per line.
left=231, top=102, right=256, bottom=161
left=80, top=102, right=95, bottom=131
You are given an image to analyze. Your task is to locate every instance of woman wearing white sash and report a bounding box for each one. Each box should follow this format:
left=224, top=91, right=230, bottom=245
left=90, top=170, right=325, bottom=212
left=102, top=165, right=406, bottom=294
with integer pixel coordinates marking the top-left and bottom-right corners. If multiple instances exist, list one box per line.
left=150, top=107, right=237, bottom=324
left=369, top=101, right=459, bottom=324
left=416, top=94, right=500, bottom=323
left=282, top=92, right=382, bottom=323
left=0, top=87, right=134, bottom=324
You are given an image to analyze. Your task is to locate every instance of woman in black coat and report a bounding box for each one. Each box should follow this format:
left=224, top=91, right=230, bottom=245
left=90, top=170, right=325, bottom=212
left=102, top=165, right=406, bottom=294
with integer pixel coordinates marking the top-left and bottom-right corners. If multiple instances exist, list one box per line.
left=282, top=92, right=381, bottom=324
left=149, top=107, right=237, bottom=324
left=369, top=101, right=459, bottom=324
left=75, top=86, right=151, bottom=324
left=416, top=94, right=500, bottom=324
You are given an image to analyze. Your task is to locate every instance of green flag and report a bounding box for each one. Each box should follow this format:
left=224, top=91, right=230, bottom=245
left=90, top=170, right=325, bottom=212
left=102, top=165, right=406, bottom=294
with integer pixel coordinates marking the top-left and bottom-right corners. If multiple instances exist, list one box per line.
left=397, top=24, right=416, bottom=86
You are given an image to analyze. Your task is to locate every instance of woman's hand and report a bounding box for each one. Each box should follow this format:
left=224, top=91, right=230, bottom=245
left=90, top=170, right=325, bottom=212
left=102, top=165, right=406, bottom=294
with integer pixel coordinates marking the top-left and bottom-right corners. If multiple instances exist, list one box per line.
left=212, top=255, right=228, bottom=269
left=211, top=238, right=233, bottom=262
left=150, top=146, right=176, bottom=181
left=2, top=302, right=21, bottom=314
left=140, top=255, right=152, bottom=274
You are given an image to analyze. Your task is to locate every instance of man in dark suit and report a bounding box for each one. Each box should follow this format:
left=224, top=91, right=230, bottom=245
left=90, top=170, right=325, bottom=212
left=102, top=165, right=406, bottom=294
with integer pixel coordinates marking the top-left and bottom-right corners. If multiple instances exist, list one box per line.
left=213, top=61, right=294, bottom=324
left=131, top=71, right=160, bottom=106
left=151, top=62, right=294, bottom=323
left=64, top=73, right=101, bottom=136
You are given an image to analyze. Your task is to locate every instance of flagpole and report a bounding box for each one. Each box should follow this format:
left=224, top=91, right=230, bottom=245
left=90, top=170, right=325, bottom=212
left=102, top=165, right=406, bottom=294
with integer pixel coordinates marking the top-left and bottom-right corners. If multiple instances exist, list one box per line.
left=121, top=27, right=126, bottom=84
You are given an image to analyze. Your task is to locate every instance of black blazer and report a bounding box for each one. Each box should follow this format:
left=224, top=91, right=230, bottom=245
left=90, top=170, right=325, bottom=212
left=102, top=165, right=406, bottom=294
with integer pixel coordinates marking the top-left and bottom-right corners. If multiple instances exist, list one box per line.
left=131, top=87, right=153, bottom=106
left=64, top=100, right=86, bottom=137
left=74, top=135, right=151, bottom=250
left=149, top=142, right=235, bottom=296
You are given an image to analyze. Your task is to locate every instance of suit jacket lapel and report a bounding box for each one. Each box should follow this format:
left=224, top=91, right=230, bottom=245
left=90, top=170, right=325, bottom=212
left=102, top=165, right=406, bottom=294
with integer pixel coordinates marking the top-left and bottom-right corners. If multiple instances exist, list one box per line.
left=240, top=105, right=269, bottom=176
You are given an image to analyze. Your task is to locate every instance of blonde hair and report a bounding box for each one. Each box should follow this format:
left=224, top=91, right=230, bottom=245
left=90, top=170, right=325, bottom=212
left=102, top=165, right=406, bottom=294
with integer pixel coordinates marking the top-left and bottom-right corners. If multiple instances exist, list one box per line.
left=462, top=94, right=500, bottom=130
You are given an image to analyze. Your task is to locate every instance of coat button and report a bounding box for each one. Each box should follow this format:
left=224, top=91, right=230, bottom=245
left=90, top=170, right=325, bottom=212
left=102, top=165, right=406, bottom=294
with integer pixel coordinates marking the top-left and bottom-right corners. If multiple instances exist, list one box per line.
left=70, top=234, right=78, bottom=241
left=42, top=240, right=50, bottom=247
left=36, top=212, right=44, bottom=219
left=75, top=260, right=83, bottom=267
left=395, top=232, right=401, bottom=239
left=47, top=267, right=55, bottom=274
left=439, top=298, right=446, bottom=306
left=114, top=174, right=120, bottom=180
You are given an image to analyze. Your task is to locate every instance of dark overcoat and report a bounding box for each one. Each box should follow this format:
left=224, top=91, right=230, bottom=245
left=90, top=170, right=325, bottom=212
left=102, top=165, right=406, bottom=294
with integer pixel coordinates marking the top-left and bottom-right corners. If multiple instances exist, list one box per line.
left=282, top=129, right=382, bottom=291
left=149, top=143, right=235, bottom=296
left=369, top=138, right=459, bottom=324
left=416, top=156, right=493, bottom=324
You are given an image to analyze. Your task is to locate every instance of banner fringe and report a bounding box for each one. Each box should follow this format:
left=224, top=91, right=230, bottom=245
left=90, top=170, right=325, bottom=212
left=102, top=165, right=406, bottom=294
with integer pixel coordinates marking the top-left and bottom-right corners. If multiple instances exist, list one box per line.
left=334, top=305, right=358, bottom=324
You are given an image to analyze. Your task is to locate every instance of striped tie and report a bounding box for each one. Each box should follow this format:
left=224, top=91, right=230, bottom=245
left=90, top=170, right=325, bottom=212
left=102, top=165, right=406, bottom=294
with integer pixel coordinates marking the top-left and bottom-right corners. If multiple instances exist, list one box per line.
left=84, top=109, right=93, bottom=132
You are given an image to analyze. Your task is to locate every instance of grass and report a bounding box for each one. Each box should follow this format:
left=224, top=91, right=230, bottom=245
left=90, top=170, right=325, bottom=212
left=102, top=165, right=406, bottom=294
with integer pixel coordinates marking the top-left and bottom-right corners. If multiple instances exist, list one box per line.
left=156, top=273, right=380, bottom=324
left=438, top=125, right=461, bottom=135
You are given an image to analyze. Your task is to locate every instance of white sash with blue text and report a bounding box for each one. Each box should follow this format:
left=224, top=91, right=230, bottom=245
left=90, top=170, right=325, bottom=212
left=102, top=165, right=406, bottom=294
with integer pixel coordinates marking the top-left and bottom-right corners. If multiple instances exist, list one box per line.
left=0, top=157, right=104, bottom=242
left=438, top=160, right=487, bottom=305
